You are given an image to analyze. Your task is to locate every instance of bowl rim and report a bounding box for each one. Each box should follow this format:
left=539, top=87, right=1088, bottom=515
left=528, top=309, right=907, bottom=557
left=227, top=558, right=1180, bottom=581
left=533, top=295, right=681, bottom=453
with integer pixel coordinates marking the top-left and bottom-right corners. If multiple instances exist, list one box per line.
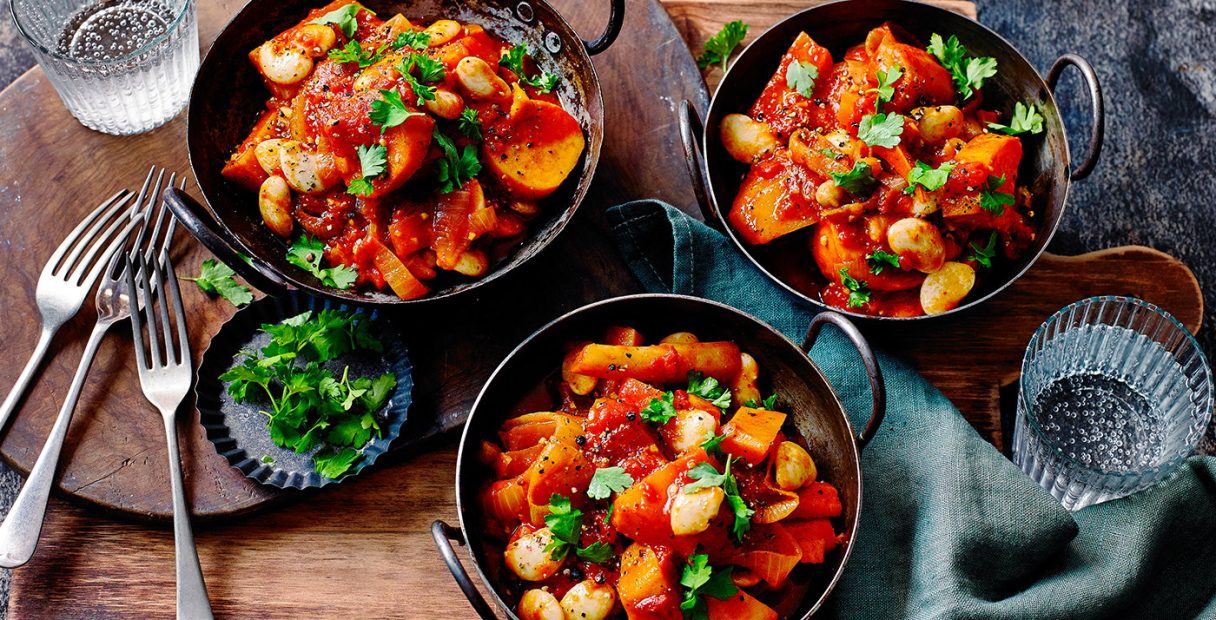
left=700, top=0, right=1073, bottom=322
left=184, top=0, right=607, bottom=306
left=452, top=292, right=867, bottom=619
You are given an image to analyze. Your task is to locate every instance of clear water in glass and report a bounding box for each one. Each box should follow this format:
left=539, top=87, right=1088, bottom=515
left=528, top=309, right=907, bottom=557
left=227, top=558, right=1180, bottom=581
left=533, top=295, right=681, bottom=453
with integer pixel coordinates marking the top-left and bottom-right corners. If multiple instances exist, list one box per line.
left=12, top=0, right=199, bottom=135
left=1014, top=297, right=1212, bottom=511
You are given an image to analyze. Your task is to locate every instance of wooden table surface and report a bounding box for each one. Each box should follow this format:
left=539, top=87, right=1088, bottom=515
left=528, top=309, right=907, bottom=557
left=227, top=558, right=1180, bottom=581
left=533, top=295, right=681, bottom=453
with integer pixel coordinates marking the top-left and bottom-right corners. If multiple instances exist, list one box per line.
left=0, top=0, right=1207, bottom=618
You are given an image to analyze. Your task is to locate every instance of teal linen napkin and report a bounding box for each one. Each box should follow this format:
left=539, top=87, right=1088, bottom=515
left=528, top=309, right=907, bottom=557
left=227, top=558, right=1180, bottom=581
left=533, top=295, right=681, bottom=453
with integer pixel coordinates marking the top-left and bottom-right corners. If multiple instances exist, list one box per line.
left=606, top=200, right=1216, bottom=620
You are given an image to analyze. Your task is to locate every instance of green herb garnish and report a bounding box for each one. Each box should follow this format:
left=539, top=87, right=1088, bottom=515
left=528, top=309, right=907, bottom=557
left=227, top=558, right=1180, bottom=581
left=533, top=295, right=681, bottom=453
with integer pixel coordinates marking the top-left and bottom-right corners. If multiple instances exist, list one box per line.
left=286, top=236, right=359, bottom=289
left=785, top=60, right=819, bottom=97
left=687, top=371, right=732, bottom=410
left=696, top=20, right=748, bottom=72
left=857, top=113, right=905, bottom=148
left=309, top=3, right=364, bottom=38
left=987, top=101, right=1044, bottom=135
left=369, top=88, right=423, bottom=133
left=543, top=494, right=583, bottom=561
left=679, top=553, right=739, bottom=620
left=967, top=231, right=999, bottom=268
left=866, top=250, right=902, bottom=275
left=432, top=129, right=481, bottom=193
left=867, top=65, right=903, bottom=106
left=839, top=268, right=871, bottom=308
left=980, top=175, right=1015, bottom=215
left=830, top=161, right=878, bottom=196
left=927, top=33, right=997, bottom=100
left=182, top=258, right=253, bottom=307
left=587, top=466, right=634, bottom=501
left=640, top=391, right=677, bottom=424
left=903, top=160, right=956, bottom=194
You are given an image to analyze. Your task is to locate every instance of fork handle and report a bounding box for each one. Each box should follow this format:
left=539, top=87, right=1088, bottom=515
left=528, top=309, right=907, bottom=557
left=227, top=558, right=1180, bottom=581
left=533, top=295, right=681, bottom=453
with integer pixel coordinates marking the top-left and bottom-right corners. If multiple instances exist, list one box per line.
left=0, top=325, right=59, bottom=434
left=162, top=412, right=214, bottom=620
left=0, top=321, right=107, bottom=568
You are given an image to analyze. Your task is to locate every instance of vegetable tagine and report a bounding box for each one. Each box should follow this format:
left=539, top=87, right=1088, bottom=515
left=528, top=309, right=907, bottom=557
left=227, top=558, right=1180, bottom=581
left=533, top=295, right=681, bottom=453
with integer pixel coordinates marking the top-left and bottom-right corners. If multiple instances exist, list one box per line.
left=721, top=25, right=1045, bottom=316
left=479, top=327, right=844, bottom=620
left=222, top=1, right=586, bottom=300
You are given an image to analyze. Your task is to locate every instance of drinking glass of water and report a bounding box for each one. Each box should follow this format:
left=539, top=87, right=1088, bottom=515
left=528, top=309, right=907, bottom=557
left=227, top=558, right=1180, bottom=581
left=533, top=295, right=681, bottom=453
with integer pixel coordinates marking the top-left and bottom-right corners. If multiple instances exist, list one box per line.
left=10, top=0, right=199, bottom=135
left=1014, top=296, right=1212, bottom=511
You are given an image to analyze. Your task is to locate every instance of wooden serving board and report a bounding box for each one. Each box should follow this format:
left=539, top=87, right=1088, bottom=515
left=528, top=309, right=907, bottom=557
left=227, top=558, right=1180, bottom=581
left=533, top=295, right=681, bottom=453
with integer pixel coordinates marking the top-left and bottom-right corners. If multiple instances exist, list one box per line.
left=0, top=0, right=1203, bottom=618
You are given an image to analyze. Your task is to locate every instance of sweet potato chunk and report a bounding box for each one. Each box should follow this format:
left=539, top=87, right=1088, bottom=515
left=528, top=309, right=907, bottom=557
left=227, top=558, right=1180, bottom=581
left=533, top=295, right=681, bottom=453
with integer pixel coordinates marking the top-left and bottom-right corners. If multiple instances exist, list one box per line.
left=567, top=342, right=742, bottom=384
left=612, top=449, right=711, bottom=545
left=618, top=543, right=683, bottom=620
left=720, top=407, right=786, bottom=466
left=954, top=133, right=1022, bottom=190
left=748, top=32, right=835, bottom=138
left=865, top=25, right=955, bottom=112
left=728, top=153, right=819, bottom=245
left=483, top=86, right=585, bottom=199
left=707, top=589, right=778, bottom=620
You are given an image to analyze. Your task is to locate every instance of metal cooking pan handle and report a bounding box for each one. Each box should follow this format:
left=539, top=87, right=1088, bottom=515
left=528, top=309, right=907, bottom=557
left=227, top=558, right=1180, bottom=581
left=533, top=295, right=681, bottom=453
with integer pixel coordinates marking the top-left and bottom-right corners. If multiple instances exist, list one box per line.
left=432, top=521, right=499, bottom=620
left=163, top=187, right=292, bottom=295
left=1046, top=54, right=1104, bottom=182
left=582, top=0, right=625, bottom=55
left=802, top=312, right=886, bottom=450
left=678, top=99, right=723, bottom=229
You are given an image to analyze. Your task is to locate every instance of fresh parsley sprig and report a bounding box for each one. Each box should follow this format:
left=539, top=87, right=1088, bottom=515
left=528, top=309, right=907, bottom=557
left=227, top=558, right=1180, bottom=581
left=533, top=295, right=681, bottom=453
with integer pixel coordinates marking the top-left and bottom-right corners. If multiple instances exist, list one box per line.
left=682, top=456, right=754, bottom=541
left=640, top=391, right=677, bottom=424
left=866, top=250, right=902, bottom=275
left=286, top=236, right=359, bottom=289
left=587, top=466, right=634, bottom=501
left=391, top=30, right=431, bottom=50
left=346, top=143, right=388, bottom=196
left=499, top=44, right=560, bottom=93
left=979, top=174, right=1015, bottom=215
left=457, top=108, right=482, bottom=140
left=743, top=393, right=780, bottom=410
left=543, top=494, right=582, bottom=560
left=867, top=65, right=903, bottom=107
left=328, top=39, right=386, bottom=68
left=903, top=160, right=956, bottom=195
left=183, top=258, right=253, bottom=307
left=967, top=231, right=999, bottom=268
left=432, top=129, right=481, bottom=193
left=988, top=101, right=1044, bottom=135
left=839, top=268, right=871, bottom=308
left=687, top=371, right=732, bottom=410
left=857, top=112, right=905, bottom=148
left=679, top=553, right=738, bottom=620
left=785, top=60, right=818, bottom=98
left=696, top=20, right=748, bottom=72
left=830, top=161, right=878, bottom=196
left=309, top=3, right=364, bottom=38
left=927, top=33, right=997, bottom=100
left=369, top=89, right=423, bottom=133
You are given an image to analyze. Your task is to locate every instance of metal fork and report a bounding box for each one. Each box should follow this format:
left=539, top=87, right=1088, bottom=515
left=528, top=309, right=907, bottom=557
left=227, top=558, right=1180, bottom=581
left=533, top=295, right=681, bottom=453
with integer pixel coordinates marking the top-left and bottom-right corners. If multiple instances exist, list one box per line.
left=127, top=249, right=214, bottom=620
left=0, top=189, right=140, bottom=432
left=0, top=168, right=175, bottom=568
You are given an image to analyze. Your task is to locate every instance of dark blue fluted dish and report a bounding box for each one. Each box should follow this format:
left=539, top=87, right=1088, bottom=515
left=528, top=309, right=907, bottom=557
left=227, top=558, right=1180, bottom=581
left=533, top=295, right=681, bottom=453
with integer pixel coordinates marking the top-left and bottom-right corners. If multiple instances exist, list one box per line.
left=194, top=292, right=412, bottom=490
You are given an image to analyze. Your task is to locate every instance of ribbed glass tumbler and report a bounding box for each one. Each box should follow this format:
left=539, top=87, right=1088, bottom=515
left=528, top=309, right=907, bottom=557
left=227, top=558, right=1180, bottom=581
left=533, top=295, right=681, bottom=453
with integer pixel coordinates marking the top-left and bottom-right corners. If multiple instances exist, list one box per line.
left=10, top=0, right=199, bottom=135
left=1013, top=296, right=1213, bottom=511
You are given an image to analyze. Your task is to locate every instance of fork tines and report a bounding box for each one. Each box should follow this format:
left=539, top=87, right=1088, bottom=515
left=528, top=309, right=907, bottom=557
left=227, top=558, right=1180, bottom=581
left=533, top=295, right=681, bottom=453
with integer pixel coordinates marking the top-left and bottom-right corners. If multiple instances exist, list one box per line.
left=45, top=189, right=140, bottom=287
left=103, top=166, right=184, bottom=286
left=126, top=250, right=189, bottom=373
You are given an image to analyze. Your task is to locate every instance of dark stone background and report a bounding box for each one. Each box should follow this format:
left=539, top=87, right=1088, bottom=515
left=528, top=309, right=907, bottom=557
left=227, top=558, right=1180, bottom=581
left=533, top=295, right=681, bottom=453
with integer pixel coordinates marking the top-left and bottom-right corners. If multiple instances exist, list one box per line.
left=0, top=0, right=1212, bottom=616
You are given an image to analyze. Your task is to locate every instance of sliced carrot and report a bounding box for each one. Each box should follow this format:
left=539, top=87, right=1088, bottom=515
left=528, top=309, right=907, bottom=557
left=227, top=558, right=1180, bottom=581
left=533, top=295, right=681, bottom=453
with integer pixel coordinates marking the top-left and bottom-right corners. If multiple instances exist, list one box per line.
left=618, top=543, right=683, bottom=620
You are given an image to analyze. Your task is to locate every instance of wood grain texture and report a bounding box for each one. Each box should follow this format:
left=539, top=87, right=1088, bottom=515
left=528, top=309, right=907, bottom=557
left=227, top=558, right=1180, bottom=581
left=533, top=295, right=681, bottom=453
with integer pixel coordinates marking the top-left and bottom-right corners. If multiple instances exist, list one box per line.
left=1, top=0, right=1205, bottom=618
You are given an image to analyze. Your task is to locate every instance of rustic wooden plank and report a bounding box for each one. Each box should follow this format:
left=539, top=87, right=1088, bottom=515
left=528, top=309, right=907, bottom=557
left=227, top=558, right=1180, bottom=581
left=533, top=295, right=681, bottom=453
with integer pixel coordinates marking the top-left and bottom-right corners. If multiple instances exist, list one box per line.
left=4, top=0, right=1206, bottom=618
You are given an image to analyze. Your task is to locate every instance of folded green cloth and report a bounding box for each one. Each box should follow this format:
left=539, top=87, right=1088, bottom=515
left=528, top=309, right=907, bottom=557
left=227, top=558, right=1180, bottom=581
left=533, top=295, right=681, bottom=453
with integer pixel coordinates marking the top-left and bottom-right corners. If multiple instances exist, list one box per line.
left=606, top=200, right=1216, bottom=619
